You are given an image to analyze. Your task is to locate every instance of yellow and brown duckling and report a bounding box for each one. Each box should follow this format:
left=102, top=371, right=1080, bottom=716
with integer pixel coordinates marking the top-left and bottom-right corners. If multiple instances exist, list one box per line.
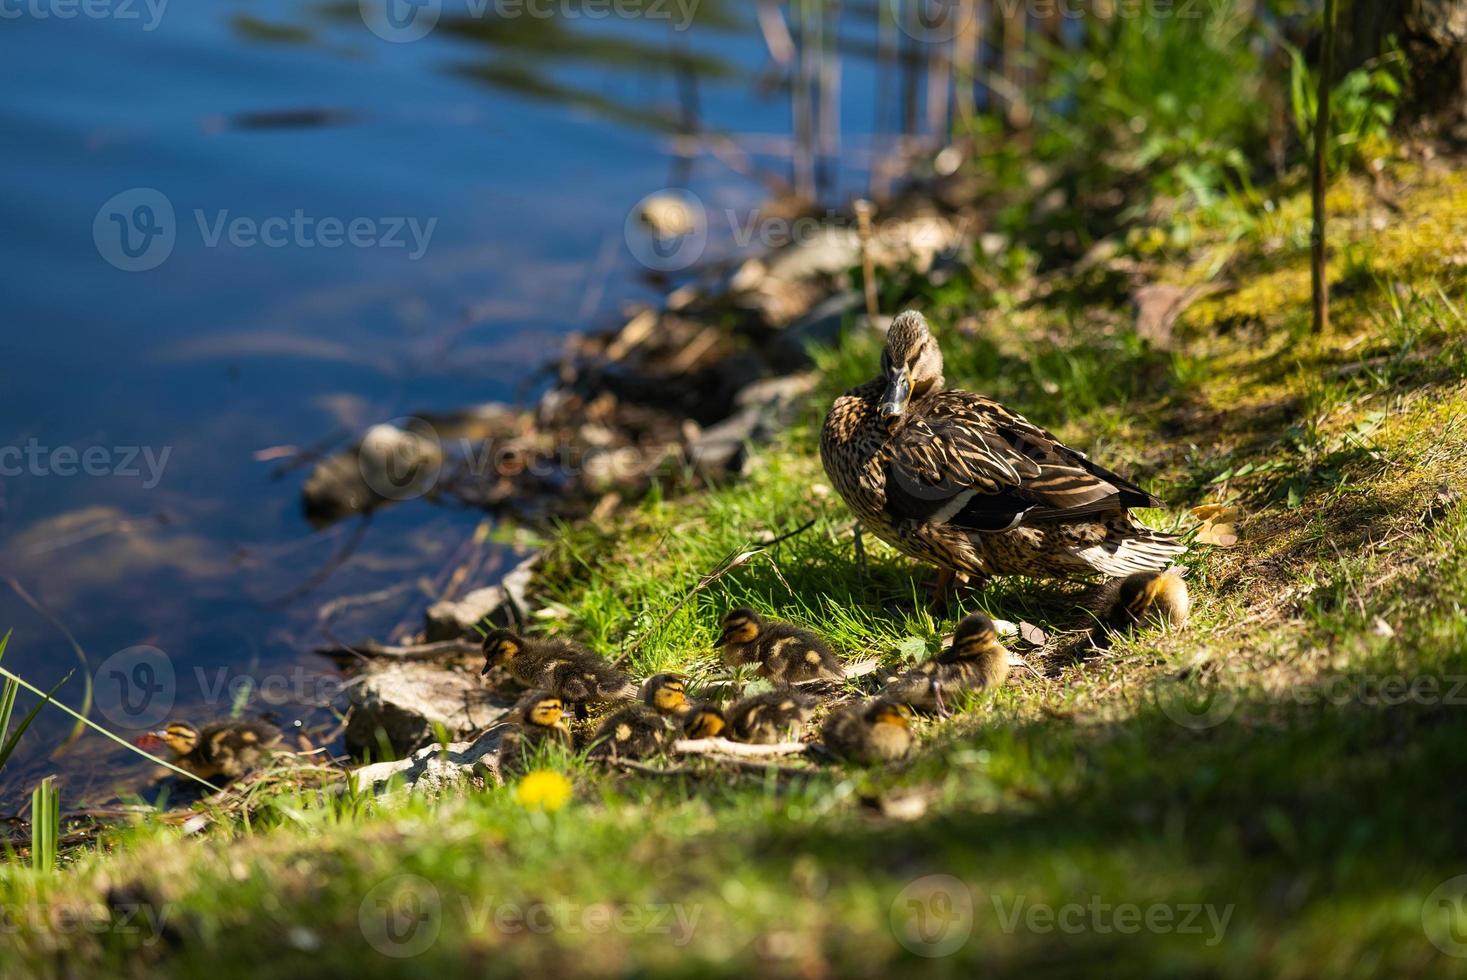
left=716, top=608, right=844, bottom=685
left=151, top=719, right=282, bottom=782
left=497, top=689, right=574, bottom=776
left=1092, top=569, right=1191, bottom=647
left=587, top=674, right=690, bottom=761
left=882, top=612, right=1010, bottom=714
left=726, top=688, right=815, bottom=744
left=819, top=698, right=915, bottom=764
left=820, top=310, right=1185, bottom=591
left=481, top=628, right=637, bottom=706
left=680, top=702, right=727, bottom=740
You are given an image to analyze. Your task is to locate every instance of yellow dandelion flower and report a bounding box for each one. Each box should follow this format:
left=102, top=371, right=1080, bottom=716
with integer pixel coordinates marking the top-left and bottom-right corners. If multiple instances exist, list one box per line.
left=514, top=770, right=572, bottom=812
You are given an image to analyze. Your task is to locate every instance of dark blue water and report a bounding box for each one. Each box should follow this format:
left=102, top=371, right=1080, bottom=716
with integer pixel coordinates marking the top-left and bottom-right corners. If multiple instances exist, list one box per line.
left=0, top=0, right=895, bottom=803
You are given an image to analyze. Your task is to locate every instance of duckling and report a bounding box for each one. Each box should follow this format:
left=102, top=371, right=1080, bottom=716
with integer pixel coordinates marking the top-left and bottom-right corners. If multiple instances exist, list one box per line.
left=819, top=698, right=915, bottom=764
left=681, top=702, right=727, bottom=739
left=882, top=613, right=1010, bottom=714
left=716, top=608, right=844, bottom=684
left=726, top=689, right=815, bottom=744
left=152, top=719, right=282, bottom=782
left=1091, top=569, right=1191, bottom=647
left=820, top=310, right=1185, bottom=591
left=586, top=674, right=688, bottom=760
left=497, top=689, right=574, bottom=776
left=481, top=628, right=637, bottom=705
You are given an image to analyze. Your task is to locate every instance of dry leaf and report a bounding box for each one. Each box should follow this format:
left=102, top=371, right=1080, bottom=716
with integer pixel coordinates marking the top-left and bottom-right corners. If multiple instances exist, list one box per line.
left=1195, top=522, right=1239, bottom=548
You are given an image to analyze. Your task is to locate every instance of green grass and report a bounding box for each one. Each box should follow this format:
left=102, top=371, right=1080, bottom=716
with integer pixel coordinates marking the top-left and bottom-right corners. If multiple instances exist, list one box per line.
left=4, top=154, right=1467, bottom=980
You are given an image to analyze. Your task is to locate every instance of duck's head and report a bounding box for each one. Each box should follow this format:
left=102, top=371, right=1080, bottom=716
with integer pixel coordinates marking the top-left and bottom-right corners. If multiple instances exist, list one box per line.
left=867, top=699, right=914, bottom=729
left=880, top=310, right=945, bottom=420
left=716, top=608, right=763, bottom=648
left=151, top=721, right=200, bottom=756
left=682, top=703, right=727, bottom=739
left=641, top=673, right=692, bottom=715
left=480, top=629, right=523, bottom=674
left=951, top=613, right=1000, bottom=654
left=516, top=690, right=566, bottom=729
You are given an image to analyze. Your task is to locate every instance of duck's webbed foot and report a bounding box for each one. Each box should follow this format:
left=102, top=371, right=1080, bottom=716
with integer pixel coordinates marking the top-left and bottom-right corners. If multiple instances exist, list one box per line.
left=927, top=568, right=976, bottom=612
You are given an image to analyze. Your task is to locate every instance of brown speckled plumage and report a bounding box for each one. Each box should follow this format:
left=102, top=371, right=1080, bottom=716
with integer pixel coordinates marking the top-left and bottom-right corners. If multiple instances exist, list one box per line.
left=820, top=310, right=1185, bottom=580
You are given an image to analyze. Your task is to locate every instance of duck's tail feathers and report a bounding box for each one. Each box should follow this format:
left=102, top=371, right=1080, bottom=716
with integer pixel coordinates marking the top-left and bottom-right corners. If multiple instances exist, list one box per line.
left=1074, top=527, right=1187, bottom=577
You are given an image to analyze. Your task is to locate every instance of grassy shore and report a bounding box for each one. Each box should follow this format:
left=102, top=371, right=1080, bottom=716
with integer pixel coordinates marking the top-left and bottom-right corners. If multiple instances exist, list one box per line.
left=3, top=159, right=1466, bottom=978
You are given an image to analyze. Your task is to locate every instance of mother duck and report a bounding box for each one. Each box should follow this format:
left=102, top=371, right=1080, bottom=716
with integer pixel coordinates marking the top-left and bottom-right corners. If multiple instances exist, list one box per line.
left=820, top=310, right=1184, bottom=590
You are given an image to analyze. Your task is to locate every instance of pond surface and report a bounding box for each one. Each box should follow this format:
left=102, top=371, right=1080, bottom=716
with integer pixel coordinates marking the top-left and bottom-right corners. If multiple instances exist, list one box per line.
left=0, top=0, right=899, bottom=805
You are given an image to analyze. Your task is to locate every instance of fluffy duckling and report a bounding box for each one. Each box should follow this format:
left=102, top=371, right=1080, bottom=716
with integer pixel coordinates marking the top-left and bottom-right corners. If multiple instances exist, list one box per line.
left=819, top=698, right=915, bottom=764
left=497, top=689, right=574, bottom=776
left=152, top=719, right=282, bottom=782
left=726, top=689, right=815, bottom=744
left=681, top=702, right=727, bottom=739
left=587, top=674, right=689, bottom=760
left=882, top=613, right=1010, bottom=714
left=716, top=608, right=844, bottom=685
left=481, top=628, right=637, bottom=705
left=1092, top=570, right=1191, bottom=647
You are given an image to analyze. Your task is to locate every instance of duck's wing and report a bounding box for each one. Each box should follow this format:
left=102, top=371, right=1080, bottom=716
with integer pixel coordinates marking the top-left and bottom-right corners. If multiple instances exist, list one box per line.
left=884, top=395, right=1163, bottom=531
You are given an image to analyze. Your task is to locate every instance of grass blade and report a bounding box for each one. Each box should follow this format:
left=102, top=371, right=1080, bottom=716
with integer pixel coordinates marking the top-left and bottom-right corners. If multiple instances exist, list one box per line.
left=0, top=631, right=16, bottom=749
left=0, top=664, right=220, bottom=791
left=31, top=776, right=59, bottom=872
left=0, top=670, right=73, bottom=773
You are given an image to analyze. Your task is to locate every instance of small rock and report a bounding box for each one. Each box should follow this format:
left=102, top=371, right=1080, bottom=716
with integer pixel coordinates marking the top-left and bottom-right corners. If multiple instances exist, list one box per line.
left=687, top=373, right=817, bottom=478
left=352, top=728, right=507, bottom=797
left=345, top=662, right=508, bottom=757
left=768, top=291, right=862, bottom=370
left=422, top=552, right=539, bottom=641
left=425, top=585, right=508, bottom=643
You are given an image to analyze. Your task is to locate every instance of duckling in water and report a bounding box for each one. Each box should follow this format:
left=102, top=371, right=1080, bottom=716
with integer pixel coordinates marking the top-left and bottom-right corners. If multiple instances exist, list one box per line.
left=726, top=689, right=815, bottom=744
left=497, top=689, right=574, bottom=776
left=882, top=612, right=1010, bottom=715
left=716, top=608, right=844, bottom=685
left=1091, top=570, right=1191, bottom=647
left=680, top=702, right=727, bottom=739
left=152, top=719, right=283, bottom=782
left=820, top=699, right=914, bottom=764
left=481, top=629, right=637, bottom=705
left=587, top=674, right=690, bottom=761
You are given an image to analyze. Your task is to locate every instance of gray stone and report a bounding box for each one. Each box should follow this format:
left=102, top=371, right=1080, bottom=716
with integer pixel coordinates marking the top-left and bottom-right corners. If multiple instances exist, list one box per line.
left=345, top=661, right=508, bottom=757
left=351, top=727, right=508, bottom=797
left=422, top=552, right=539, bottom=641
left=768, top=291, right=862, bottom=370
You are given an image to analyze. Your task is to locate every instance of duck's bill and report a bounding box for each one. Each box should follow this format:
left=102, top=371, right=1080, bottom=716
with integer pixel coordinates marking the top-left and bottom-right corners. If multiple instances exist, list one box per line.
left=480, top=661, right=493, bottom=676
left=880, top=371, right=911, bottom=418
left=715, top=629, right=736, bottom=647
